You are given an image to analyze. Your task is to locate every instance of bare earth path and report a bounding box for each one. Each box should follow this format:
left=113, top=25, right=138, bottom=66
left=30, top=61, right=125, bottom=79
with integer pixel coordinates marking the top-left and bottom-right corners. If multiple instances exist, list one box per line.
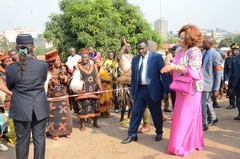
left=1, top=97, right=240, bottom=159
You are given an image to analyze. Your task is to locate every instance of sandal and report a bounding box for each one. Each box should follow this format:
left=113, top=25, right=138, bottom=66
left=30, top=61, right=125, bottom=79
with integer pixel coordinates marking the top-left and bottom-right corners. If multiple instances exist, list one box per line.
left=52, top=135, right=59, bottom=140
left=66, top=134, right=71, bottom=138
left=93, top=123, right=101, bottom=128
left=79, top=127, right=86, bottom=132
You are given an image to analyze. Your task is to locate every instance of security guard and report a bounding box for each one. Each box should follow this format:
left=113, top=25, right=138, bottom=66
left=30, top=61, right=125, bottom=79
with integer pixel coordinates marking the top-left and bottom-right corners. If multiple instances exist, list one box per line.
left=224, top=43, right=240, bottom=109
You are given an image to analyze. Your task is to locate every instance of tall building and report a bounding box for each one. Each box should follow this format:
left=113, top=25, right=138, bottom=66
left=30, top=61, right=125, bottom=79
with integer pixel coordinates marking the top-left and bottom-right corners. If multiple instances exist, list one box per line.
left=154, top=18, right=168, bottom=41
left=212, top=28, right=217, bottom=39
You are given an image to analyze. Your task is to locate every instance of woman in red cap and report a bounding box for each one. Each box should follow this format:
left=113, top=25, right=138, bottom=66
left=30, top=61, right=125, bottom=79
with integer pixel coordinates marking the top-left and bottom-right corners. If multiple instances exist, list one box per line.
left=72, top=49, right=102, bottom=131
left=45, top=50, right=73, bottom=140
left=0, top=51, right=11, bottom=108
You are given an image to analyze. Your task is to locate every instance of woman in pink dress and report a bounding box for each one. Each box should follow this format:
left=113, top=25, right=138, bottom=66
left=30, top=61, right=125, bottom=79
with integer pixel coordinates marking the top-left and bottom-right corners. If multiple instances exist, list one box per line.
left=161, top=24, right=204, bottom=157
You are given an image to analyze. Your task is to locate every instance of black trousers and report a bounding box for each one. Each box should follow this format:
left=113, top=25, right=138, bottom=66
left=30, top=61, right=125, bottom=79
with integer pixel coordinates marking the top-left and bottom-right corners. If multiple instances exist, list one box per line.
left=13, top=112, right=47, bottom=159
left=228, top=83, right=236, bottom=106
left=169, top=74, right=176, bottom=109
left=235, top=81, right=240, bottom=114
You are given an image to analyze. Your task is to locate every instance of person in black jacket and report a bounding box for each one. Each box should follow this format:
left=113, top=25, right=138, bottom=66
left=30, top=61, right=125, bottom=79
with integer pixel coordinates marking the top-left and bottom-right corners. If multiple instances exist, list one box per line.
left=6, top=34, right=50, bottom=159
left=224, top=43, right=239, bottom=109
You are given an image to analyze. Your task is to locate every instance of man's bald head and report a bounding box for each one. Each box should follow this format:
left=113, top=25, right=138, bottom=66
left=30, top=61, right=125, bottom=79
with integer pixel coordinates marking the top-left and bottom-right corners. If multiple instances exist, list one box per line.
left=202, top=37, right=214, bottom=50
left=205, top=37, right=214, bottom=45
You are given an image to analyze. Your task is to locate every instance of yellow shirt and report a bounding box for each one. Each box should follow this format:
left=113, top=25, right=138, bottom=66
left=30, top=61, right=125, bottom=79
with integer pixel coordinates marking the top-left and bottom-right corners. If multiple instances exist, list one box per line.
left=104, top=59, right=113, bottom=68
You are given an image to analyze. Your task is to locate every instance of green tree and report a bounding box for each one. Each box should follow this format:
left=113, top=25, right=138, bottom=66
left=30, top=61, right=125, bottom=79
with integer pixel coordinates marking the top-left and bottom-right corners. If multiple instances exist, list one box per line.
left=44, top=0, right=162, bottom=62
left=0, top=37, right=16, bottom=52
left=218, top=37, right=233, bottom=48
left=34, top=46, right=56, bottom=56
left=166, top=37, right=178, bottom=44
left=233, top=35, right=240, bottom=44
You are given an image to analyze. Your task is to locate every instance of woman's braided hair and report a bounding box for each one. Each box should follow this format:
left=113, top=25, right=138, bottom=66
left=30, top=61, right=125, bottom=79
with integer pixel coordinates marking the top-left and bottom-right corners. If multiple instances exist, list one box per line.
left=15, top=44, right=34, bottom=78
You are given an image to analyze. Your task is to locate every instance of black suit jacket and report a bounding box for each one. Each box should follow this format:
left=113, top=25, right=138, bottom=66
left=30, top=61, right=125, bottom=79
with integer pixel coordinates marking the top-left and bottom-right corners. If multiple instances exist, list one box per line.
left=6, top=56, right=50, bottom=121
left=228, top=54, right=240, bottom=87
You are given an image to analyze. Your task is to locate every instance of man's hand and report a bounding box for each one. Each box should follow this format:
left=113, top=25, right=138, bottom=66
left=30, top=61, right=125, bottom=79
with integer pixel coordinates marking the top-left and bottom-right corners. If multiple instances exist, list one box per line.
left=163, top=93, right=168, bottom=102
left=121, top=36, right=127, bottom=45
left=212, top=91, right=219, bottom=98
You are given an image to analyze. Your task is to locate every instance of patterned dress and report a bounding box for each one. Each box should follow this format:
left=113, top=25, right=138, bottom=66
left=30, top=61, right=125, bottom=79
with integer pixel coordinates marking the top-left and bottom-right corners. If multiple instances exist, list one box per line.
left=99, top=67, right=114, bottom=113
left=74, top=64, right=100, bottom=119
left=47, top=65, right=73, bottom=136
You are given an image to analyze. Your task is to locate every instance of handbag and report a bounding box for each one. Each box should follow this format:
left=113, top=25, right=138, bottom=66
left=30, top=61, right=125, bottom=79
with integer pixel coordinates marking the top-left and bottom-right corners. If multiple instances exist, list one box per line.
left=170, top=76, right=195, bottom=95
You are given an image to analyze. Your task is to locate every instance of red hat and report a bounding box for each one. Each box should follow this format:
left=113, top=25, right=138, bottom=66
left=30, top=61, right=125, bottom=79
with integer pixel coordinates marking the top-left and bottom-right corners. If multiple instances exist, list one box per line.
left=45, top=50, right=59, bottom=61
left=0, top=51, right=9, bottom=61
left=80, top=49, right=89, bottom=55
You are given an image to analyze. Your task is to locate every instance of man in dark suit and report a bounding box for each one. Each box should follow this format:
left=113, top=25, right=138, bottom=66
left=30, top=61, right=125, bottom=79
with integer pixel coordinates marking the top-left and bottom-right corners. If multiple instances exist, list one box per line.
left=224, top=43, right=239, bottom=109
left=122, top=39, right=169, bottom=144
left=227, top=43, right=240, bottom=120
left=6, top=34, right=50, bottom=159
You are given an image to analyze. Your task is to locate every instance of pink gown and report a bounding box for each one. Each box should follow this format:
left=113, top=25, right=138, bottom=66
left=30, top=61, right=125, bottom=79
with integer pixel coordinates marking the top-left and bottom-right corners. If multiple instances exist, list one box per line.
left=167, top=47, right=204, bottom=157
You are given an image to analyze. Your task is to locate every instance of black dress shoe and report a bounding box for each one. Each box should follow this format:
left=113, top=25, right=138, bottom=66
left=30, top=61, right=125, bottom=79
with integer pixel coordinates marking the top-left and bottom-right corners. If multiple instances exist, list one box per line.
left=164, top=109, right=172, bottom=112
left=155, top=134, right=162, bottom=141
left=234, top=115, right=240, bottom=120
left=208, top=118, right=218, bottom=126
left=203, top=127, right=208, bottom=131
left=213, top=105, right=221, bottom=108
left=227, top=105, right=235, bottom=109
left=121, top=136, right=138, bottom=144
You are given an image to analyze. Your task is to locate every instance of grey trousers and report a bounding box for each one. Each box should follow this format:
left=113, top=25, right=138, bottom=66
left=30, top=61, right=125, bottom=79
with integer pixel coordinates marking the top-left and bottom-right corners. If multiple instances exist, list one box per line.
left=202, top=91, right=217, bottom=129
left=13, top=113, right=47, bottom=159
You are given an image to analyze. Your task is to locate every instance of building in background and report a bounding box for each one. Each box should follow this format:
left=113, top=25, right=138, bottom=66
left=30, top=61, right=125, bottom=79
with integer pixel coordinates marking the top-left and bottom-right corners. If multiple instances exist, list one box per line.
left=2, top=27, right=52, bottom=48
left=3, top=27, right=43, bottom=42
left=200, top=28, right=240, bottom=43
left=154, top=18, right=168, bottom=41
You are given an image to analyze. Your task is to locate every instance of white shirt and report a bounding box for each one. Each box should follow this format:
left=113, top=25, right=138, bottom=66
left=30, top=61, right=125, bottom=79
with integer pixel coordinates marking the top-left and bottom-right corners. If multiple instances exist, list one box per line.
left=66, top=54, right=81, bottom=71
left=138, top=51, right=149, bottom=85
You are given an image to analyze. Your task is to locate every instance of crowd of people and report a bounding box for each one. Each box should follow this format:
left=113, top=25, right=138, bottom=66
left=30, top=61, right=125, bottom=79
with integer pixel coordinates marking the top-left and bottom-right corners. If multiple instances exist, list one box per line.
left=0, top=23, right=240, bottom=158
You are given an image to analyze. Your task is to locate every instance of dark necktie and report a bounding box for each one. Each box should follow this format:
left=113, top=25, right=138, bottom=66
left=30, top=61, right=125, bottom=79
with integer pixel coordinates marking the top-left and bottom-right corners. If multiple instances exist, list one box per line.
left=202, top=51, right=208, bottom=66
left=139, top=56, right=144, bottom=84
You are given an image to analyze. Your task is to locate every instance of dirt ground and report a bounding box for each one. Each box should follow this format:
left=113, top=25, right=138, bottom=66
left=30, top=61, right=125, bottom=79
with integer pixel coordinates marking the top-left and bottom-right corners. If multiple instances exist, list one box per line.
left=1, top=97, right=240, bottom=159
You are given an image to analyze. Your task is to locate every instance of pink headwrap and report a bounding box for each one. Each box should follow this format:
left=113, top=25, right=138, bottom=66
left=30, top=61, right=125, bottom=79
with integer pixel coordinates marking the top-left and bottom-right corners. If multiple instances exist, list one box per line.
left=93, top=55, right=103, bottom=62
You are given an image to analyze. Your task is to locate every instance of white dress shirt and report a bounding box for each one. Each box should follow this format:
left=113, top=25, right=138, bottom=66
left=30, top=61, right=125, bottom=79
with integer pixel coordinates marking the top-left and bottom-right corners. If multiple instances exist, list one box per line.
left=138, top=51, right=149, bottom=85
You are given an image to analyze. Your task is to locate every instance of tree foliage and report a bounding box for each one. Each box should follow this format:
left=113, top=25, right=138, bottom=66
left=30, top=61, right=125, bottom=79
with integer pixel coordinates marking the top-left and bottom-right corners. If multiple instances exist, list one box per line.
left=233, top=35, right=240, bottom=44
left=34, top=46, right=56, bottom=56
left=218, top=37, right=233, bottom=48
left=166, top=37, right=178, bottom=44
left=0, top=37, right=16, bottom=52
left=44, top=0, right=162, bottom=62
left=218, top=35, right=240, bottom=48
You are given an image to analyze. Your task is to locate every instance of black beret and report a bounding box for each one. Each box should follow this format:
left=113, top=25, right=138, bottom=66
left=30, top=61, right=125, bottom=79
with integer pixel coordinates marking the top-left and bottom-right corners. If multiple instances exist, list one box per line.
left=16, top=34, right=33, bottom=44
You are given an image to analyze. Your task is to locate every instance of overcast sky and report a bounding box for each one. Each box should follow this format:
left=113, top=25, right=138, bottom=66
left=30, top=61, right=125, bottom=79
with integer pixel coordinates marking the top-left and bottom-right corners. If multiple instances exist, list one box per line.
left=0, top=0, right=239, bottom=33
